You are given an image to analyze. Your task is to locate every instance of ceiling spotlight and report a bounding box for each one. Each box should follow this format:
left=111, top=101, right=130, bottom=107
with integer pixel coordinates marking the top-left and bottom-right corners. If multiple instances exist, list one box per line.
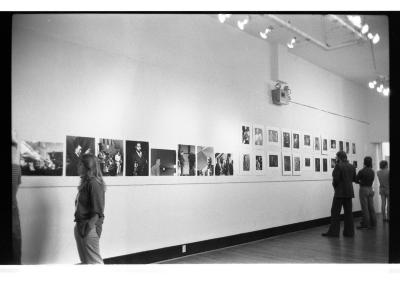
left=383, top=88, right=390, bottom=96
left=372, top=33, right=380, bottom=44
left=287, top=37, right=296, bottom=49
left=361, top=24, right=369, bottom=34
left=218, top=14, right=231, bottom=23
left=377, top=84, right=384, bottom=93
left=259, top=27, right=272, bottom=39
left=368, top=81, right=375, bottom=89
left=237, top=17, right=249, bottom=30
left=347, top=15, right=362, bottom=28
left=367, top=32, right=374, bottom=39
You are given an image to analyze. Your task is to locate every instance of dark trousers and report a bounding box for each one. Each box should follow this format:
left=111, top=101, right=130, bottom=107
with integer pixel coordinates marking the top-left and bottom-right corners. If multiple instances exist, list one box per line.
left=327, top=197, right=354, bottom=236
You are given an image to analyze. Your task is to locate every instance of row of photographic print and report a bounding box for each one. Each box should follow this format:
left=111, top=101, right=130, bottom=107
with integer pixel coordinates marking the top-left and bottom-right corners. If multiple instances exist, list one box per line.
left=20, top=135, right=359, bottom=177
left=242, top=125, right=357, bottom=155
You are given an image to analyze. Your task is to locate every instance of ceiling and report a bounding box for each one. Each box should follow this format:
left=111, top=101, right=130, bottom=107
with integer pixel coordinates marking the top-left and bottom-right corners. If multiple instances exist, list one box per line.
left=212, top=14, right=389, bottom=88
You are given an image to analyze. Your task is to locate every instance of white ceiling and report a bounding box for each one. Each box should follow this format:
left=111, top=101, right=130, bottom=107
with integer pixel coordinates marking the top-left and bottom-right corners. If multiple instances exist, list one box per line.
left=213, top=14, right=389, bottom=88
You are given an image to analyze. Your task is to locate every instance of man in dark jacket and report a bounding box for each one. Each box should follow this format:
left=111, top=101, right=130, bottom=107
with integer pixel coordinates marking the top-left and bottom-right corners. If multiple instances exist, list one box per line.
left=322, top=151, right=356, bottom=237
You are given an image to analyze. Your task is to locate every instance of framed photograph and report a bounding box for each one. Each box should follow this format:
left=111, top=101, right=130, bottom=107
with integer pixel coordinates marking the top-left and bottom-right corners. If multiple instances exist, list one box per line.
left=66, top=135, right=95, bottom=176
left=215, top=153, right=234, bottom=176
left=345, top=141, right=350, bottom=154
left=97, top=138, right=124, bottom=176
left=241, top=124, right=251, bottom=146
left=177, top=144, right=196, bottom=176
left=352, top=142, right=356, bottom=155
left=197, top=146, right=215, bottom=176
left=267, top=152, right=280, bottom=169
left=339, top=140, right=344, bottom=152
left=150, top=148, right=177, bottom=176
left=303, top=155, right=313, bottom=170
left=330, top=139, right=337, bottom=152
left=126, top=140, right=149, bottom=176
left=302, top=133, right=312, bottom=149
left=353, top=160, right=358, bottom=169
left=253, top=124, right=264, bottom=149
left=254, top=152, right=266, bottom=175
left=292, top=154, right=301, bottom=176
left=266, top=127, right=280, bottom=147
left=20, top=141, right=63, bottom=176
left=292, top=131, right=301, bottom=151
left=315, top=157, right=321, bottom=172
left=282, top=129, right=292, bottom=150
left=322, top=157, right=328, bottom=173
left=321, top=137, right=328, bottom=155
left=330, top=157, right=337, bottom=170
left=239, top=153, right=252, bottom=175
left=282, top=152, right=292, bottom=176
left=314, top=136, right=321, bottom=153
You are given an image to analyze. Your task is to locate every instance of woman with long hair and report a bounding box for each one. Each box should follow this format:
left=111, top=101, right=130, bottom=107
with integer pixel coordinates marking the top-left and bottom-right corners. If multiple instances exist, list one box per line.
left=74, top=154, right=106, bottom=264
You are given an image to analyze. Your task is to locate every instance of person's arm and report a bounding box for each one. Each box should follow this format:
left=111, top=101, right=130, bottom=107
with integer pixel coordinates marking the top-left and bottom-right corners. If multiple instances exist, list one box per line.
left=332, top=165, right=340, bottom=188
left=354, top=169, right=361, bottom=184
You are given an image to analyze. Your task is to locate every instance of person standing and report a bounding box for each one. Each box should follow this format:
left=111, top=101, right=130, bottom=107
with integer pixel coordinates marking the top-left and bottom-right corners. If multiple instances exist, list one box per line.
left=12, top=130, right=22, bottom=264
left=322, top=151, right=356, bottom=237
left=151, top=158, right=161, bottom=176
left=377, top=160, right=389, bottom=222
left=355, top=156, right=377, bottom=229
left=74, top=154, right=106, bottom=264
left=132, top=142, right=148, bottom=176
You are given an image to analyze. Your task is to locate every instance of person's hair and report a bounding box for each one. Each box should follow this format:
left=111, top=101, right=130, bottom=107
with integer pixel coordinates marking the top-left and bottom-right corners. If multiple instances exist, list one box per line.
left=79, top=154, right=106, bottom=191
left=379, top=160, right=388, bottom=169
left=336, top=151, right=347, bottom=162
left=363, top=156, right=372, bottom=168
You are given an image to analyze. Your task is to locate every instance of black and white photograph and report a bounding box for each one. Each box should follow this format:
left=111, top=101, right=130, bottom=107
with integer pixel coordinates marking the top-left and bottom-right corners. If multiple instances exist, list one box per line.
left=292, top=132, right=300, bottom=150
left=150, top=148, right=176, bottom=176
left=267, top=127, right=280, bottom=146
left=303, top=156, right=313, bottom=170
left=254, top=152, right=265, bottom=175
left=215, top=153, right=234, bottom=176
left=352, top=142, right=356, bottom=154
left=241, top=125, right=251, bottom=145
left=353, top=160, right=358, bottom=169
left=197, top=146, right=215, bottom=176
left=253, top=125, right=264, bottom=148
left=282, top=130, right=291, bottom=150
left=20, top=141, right=63, bottom=176
left=345, top=141, right=350, bottom=154
left=314, top=136, right=321, bottom=152
left=97, top=138, right=124, bottom=176
left=330, top=139, right=337, bottom=151
left=282, top=152, right=292, bottom=176
left=126, top=140, right=149, bottom=176
left=331, top=157, right=337, bottom=169
left=303, top=134, right=311, bottom=149
left=321, top=138, right=328, bottom=155
left=177, top=144, right=196, bottom=176
left=339, top=140, right=344, bottom=152
left=292, top=154, right=301, bottom=176
left=66, top=135, right=95, bottom=176
left=267, top=152, right=280, bottom=169
left=240, top=153, right=251, bottom=175
left=322, top=157, right=328, bottom=172
left=315, top=157, right=321, bottom=172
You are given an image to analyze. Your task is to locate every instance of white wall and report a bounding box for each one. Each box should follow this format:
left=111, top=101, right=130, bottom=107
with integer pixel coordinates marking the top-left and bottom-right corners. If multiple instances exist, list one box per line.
left=12, top=14, right=388, bottom=264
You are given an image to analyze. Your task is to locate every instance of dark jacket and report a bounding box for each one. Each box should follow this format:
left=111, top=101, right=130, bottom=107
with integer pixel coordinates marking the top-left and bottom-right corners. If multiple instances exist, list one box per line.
left=332, top=161, right=356, bottom=198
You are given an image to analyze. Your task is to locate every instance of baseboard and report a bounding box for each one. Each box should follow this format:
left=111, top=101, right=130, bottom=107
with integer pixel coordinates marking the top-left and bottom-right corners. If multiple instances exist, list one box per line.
left=104, top=210, right=362, bottom=264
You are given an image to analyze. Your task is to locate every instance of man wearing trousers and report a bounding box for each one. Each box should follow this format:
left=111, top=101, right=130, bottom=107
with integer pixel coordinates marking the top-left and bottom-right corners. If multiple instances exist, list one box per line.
left=322, top=151, right=356, bottom=237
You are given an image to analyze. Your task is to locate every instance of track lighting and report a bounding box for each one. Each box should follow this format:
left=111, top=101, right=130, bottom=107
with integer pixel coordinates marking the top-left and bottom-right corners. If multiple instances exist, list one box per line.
left=347, top=15, right=362, bottom=28
left=369, top=77, right=389, bottom=96
left=237, top=16, right=249, bottom=30
left=218, top=14, right=231, bottom=23
left=259, top=27, right=272, bottom=39
left=287, top=37, right=296, bottom=49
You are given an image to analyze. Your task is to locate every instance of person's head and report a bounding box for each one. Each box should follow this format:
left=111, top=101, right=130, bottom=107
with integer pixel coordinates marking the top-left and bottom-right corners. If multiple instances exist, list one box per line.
left=135, top=143, right=141, bottom=152
left=155, top=158, right=161, bottom=166
left=78, top=154, right=105, bottom=186
left=363, top=156, right=372, bottom=168
left=336, top=151, right=347, bottom=163
left=75, top=144, right=82, bottom=157
left=379, top=160, right=388, bottom=170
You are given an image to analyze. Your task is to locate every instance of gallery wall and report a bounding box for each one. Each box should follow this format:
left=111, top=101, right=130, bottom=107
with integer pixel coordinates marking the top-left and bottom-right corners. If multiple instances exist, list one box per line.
left=12, top=14, right=388, bottom=264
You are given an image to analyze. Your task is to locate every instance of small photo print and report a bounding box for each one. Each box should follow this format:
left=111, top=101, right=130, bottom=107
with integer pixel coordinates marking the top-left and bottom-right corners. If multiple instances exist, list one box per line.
left=292, top=132, right=300, bottom=150
left=315, top=157, right=321, bottom=172
left=292, top=154, right=301, bottom=176
left=322, top=157, right=328, bottom=172
left=330, top=139, right=337, bottom=151
left=353, top=161, right=358, bottom=168
left=282, top=130, right=291, bottom=150
left=150, top=148, right=177, bottom=176
left=197, top=146, right=215, bottom=176
left=282, top=152, right=292, bottom=176
left=97, top=138, right=124, bottom=176
left=242, top=125, right=251, bottom=145
left=177, top=144, right=196, bottom=176
left=20, top=141, right=63, bottom=176
left=240, top=153, right=251, bottom=174
left=339, top=141, right=344, bottom=152
left=268, top=152, right=280, bottom=168
left=253, top=125, right=264, bottom=148
left=66, top=135, right=95, bottom=176
left=352, top=143, right=356, bottom=154
left=215, top=153, right=234, bottom=176
left=303, top=156, right=312, bottom=170
left=267, top=127, right=280, bottom=146
left=126, top=140, right=149, bottom=176
left=254, top=152, right=265, bottom=175
left=321, top=138, right=328, bottom=154
left=331, top=157, right=337, bottom=169
left=303, top=134, right=311, bottom=148
left=314, top=136, right=321, bottom=152
left=345, top=141, right=350, bottom=154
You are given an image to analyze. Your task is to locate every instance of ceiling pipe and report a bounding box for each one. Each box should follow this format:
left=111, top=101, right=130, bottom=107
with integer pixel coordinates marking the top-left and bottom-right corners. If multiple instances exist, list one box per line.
left=265, top=14, right=361, bottom=51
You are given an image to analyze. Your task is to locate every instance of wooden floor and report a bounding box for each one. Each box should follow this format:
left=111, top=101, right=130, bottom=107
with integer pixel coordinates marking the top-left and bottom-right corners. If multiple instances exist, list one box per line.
left=160, top=215, right=389, bottom=263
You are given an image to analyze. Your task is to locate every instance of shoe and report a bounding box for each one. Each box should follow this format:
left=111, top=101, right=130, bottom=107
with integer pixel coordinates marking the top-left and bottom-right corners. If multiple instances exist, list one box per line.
left=322, top=233, right=339, bottom=237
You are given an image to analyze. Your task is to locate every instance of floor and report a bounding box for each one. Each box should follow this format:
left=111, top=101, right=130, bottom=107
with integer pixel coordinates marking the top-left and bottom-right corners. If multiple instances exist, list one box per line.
left=160, top=216, right=389, bottom=263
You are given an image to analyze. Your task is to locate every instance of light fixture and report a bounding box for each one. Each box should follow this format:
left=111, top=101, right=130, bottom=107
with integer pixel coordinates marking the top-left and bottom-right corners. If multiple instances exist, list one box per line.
left=347, top=15, right=362, bottom=28
left=383, top=88, right=390, bottom=96
left=367, top=32, right=374, bottom=39
left=287, top=37, right=296, bottom=49
left=259, top=27, right=272, bottom=39
left=372, top=33, right=380, bottom=44
left=218, top=14, right=231, bottom=23
left=368, top=81, right=376, bottom=89
left=361, top=24, right=369, bottom=34
left=377, top=85, right=383, bottom=93
left=369, top=76, right=389, bottom=96
left=237, top=16, right=249, bottom=30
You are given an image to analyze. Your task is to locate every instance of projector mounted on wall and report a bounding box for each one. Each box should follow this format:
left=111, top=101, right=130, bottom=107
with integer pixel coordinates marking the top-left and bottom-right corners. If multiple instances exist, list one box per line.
left=270, top=80, right=291, bottom=105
